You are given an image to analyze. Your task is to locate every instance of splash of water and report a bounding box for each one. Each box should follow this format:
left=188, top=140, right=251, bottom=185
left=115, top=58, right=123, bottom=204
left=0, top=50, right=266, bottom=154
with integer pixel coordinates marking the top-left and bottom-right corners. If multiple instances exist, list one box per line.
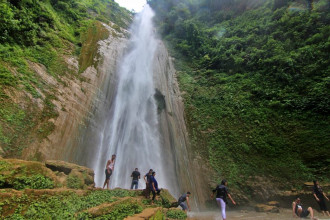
left=92, top=5, right=170, bottom=191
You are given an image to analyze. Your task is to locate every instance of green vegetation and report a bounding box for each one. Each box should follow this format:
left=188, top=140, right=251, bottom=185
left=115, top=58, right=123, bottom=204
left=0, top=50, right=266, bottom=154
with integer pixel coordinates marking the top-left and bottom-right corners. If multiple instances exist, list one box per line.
left=0, top=0, right=132, bottom=157
left=0, top=160, right=55, bottom=190
left=166, top=209, right=187, bottom=219
left=0, top=189, right=140, bottom=219
left=148, top=0, right=330, bottom=188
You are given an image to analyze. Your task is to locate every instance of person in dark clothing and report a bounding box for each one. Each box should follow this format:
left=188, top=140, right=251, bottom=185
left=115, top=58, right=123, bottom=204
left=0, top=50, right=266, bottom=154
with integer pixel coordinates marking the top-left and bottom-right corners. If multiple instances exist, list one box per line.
left=313, top=180, right=330, bottom=216
left=211, top=179, right=236, bottom=220
left=292, top=197, right=317, bottom=220
left=144, top=169, right=153, bottom=198
left=150, top=171, right=161, bottom=204
left=130, top=168, right=140, bottom=189
left=178, top=192, right=191, bottom=212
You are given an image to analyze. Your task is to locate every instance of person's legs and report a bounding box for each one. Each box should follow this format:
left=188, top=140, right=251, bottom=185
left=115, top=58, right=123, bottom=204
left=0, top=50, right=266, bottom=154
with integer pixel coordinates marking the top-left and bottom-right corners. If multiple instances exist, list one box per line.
left=307, top=207, right=317, bottom=220
left=151, top=190, right=156, bottom=204
left=216, top=198, right=226, bottom=220
left=135, top=180, right=138, bottom=189
left=131, top=180, right=134, bottom=189
left=145, top=183, right=150, bottom=198
left=179, top=202, right=187, bottom=212
left=220, top=198, right=226, bottom=220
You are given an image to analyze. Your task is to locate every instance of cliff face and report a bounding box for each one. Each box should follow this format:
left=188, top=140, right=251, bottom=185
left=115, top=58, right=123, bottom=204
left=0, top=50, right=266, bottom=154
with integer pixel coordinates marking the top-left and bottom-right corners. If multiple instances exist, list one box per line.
left=153, top=41, right=211, bottom=208
left=20, top=22, right=129, bottom=163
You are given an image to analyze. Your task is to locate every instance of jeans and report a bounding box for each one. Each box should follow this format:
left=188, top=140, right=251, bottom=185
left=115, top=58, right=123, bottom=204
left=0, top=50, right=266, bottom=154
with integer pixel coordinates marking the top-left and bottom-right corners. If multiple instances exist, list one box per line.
left=131, top=180, right=138, bottom=189
left=216, top=198, right=226, bottom=219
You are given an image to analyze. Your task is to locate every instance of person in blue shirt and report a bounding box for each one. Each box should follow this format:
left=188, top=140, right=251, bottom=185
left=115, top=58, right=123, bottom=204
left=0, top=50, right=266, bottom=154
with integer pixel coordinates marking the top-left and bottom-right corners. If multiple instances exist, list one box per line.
left=150, top=171, right=161, bottom=204
left=144, top=169, right=153, bottom=198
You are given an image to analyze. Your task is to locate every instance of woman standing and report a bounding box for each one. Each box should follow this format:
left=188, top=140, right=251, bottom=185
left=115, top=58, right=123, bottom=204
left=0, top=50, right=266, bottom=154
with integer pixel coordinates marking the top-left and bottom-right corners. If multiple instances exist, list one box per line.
left=102, top=154, right=116, bottom=189
left=211, top=179, right=236, bottom=220
left=313, top=180, right=330, bottom=216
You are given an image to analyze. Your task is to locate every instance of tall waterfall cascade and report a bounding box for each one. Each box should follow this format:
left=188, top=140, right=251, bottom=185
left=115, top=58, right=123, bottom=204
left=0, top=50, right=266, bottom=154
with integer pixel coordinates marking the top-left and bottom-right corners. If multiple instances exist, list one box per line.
left=92, top=5, right=172, bottom=191
left=76, top=5, right=207, bottom=208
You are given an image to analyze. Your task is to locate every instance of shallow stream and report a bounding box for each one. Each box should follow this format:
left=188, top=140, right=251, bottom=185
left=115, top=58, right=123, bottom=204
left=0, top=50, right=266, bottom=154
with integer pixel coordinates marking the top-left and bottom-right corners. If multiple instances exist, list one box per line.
left=187, top=209, right=330, bottom=220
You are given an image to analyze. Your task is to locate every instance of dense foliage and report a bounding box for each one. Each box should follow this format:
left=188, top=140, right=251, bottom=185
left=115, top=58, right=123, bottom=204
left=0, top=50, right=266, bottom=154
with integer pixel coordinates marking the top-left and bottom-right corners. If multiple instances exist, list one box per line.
left=0, top=189, right=141, bottom=219
left=148, top=0, right=330, bottom=187
left=0, top=0, right=131, bottom=157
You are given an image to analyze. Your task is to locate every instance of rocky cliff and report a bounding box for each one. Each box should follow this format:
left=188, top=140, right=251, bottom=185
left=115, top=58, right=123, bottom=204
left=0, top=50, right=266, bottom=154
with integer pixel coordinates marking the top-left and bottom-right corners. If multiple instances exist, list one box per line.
left=19, top=22, right=129, bottom=163
left=153, top=41, right=212, bottom=209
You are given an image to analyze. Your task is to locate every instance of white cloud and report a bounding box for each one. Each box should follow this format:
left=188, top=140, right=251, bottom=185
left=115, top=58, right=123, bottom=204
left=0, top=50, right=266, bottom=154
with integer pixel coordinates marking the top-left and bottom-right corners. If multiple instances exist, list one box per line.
left=115, top=0, right=147, bottom=12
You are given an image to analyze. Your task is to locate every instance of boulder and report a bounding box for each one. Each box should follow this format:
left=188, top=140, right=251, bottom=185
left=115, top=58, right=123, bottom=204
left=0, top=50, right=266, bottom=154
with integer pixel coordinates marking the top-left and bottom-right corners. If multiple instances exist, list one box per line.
left=267, top=201, right=280, bottom=207
left=255, top=204, right=280, bottom=213
left=45, top=160, right=94, bottom=189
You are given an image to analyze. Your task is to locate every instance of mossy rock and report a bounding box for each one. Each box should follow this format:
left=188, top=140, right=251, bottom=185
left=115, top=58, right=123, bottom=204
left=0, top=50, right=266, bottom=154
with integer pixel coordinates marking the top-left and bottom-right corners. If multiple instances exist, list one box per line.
left=0, top=159, right=57, bottom=190
left=159, top=189, right=178, bottom=208
left=45, top=160, right=94, bottom=189
left=0, top=159, right=95, bottom=190
left=82, top=197, right=143, bottom=219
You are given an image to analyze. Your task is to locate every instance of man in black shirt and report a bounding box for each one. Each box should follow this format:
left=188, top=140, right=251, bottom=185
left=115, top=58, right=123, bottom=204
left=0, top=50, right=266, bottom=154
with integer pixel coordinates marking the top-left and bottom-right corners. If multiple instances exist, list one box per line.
left=130, top=168, right=140, bottom=189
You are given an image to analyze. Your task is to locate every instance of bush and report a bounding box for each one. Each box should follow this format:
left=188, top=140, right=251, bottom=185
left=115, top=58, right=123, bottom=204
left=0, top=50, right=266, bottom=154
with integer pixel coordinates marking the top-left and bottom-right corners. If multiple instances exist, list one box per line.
left=166, top=209, right=187, bottom=219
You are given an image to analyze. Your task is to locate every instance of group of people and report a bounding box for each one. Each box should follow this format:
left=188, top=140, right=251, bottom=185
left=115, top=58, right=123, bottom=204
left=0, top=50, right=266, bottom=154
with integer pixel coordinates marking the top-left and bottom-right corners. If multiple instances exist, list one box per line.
left=292, top=180, right=330, bottom=220
left=102, top=156, right=329, bottom=219
left=102, top=156, right=161, bottom=204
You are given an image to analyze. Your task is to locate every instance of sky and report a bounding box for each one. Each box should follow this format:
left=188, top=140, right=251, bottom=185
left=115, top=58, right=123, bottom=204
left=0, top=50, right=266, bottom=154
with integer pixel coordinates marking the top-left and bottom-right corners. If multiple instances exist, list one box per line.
left=114, top=0, right=147, bottom=12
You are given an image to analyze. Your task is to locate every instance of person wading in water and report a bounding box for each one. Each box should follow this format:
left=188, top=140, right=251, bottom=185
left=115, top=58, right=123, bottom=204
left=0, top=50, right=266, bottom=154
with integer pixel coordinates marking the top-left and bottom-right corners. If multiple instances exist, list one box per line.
left=102, top=154, right=116, bottom=189
left=211, top=179, right=236, bottom=220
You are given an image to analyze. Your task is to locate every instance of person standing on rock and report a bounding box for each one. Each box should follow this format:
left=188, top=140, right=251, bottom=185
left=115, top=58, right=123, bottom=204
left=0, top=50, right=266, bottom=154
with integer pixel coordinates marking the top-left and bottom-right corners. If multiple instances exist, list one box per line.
left=211, top=179, right=236, bottom=220
left=144, top=169, right=153, bottom=198
left=102, top=154, right=116, bottom=189
left=150, top=171, right=161, bottom=204
left=178, top=192, right=191, bottom=212
left=292, top=197, right=318, bottom=220
left=313, top=180, right=330, bottom=216
left=130, top=168, right=140, bottom=189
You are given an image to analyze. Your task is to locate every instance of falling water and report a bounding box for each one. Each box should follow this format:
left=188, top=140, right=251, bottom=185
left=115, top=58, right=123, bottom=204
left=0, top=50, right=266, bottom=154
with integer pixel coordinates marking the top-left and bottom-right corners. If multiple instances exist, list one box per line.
left=92, top=5, right=170, bottom=191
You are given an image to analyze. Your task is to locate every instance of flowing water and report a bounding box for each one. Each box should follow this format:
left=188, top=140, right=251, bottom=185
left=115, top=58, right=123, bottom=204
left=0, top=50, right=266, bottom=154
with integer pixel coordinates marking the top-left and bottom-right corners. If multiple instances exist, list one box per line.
left=188, top=209, right=329, bottom=220
left=92, top=5, right=171, bottom=191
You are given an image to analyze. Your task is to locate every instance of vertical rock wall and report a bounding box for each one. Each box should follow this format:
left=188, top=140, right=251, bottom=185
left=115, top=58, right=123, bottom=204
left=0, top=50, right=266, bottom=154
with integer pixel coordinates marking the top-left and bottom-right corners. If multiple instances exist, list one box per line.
left=21, top=22, right=129, bottom=163
left=153, top=41, right=210, bottom=209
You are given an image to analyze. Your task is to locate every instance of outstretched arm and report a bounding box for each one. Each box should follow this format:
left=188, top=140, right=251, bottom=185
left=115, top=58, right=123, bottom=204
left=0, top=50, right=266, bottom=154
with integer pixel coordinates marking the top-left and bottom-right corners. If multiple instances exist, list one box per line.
left=227, top=193, right=236, bottom=205
left=323, top=192, right=329, bottom=201
left=186, top=196, right=191, bottom=211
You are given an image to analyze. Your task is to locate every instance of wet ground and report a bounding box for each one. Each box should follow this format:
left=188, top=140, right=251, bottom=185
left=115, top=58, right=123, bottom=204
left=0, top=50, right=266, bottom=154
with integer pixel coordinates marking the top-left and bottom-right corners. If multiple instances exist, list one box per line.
left=187, top=209, right=330, bottom=220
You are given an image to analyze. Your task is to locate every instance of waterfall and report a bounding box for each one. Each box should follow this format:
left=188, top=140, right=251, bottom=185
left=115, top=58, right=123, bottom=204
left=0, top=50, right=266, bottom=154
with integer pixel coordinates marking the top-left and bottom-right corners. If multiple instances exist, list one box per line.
left=92, top=5, right=171, bottom=192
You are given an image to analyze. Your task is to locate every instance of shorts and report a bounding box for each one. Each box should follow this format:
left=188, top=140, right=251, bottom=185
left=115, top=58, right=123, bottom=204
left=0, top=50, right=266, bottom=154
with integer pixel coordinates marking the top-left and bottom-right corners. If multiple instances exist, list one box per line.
left=105, top=169, right=112, bottom=180
left=179, top=202, right=187, bottom=210
left=300, top=210, right=310, bottom=218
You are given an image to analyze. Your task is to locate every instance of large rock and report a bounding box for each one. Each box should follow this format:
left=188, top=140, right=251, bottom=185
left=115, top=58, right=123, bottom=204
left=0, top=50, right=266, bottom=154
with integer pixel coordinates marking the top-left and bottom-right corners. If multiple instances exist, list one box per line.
left=255, top=204, right=280, bottom=213
left=45, top=160, right=94, bottom=189
left=0, top=159, right=94, bottom=190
